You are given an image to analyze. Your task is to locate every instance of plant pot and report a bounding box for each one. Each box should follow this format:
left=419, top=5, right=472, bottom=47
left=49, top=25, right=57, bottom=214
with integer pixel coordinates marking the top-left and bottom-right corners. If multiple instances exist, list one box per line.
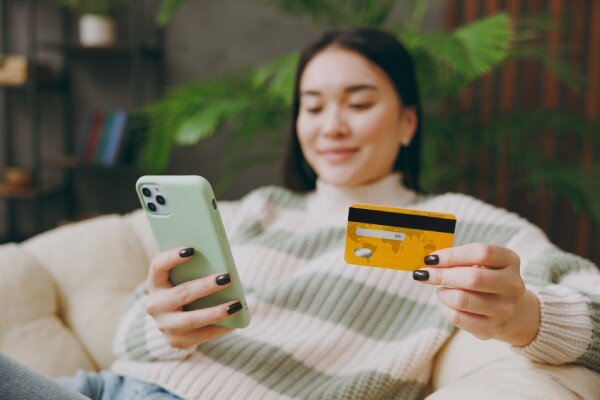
left=79, top=14, right=116, bottom=47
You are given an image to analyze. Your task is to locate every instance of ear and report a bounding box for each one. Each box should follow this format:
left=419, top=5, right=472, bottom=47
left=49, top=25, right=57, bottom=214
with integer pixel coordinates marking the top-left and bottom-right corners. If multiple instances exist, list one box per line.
left=398, top=106, right=417, bottom=146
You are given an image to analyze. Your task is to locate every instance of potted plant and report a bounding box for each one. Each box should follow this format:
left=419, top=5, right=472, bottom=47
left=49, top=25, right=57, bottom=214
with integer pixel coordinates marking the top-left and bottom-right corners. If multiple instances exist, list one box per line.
left=58, top=0, right=126, bottom=47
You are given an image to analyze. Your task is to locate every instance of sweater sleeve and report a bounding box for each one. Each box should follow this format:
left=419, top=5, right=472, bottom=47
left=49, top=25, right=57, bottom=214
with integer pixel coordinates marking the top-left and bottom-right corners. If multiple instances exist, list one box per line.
left=112, top=199, right=241, bottom=362
left=112, top=283, right=196, bottom=361
left=505, top=224, right=600, bottom=372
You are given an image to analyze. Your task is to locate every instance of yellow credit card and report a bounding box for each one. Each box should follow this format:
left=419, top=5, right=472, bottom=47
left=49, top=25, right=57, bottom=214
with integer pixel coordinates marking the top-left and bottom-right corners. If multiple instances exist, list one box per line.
left=344, top=203, right=456, bottom=271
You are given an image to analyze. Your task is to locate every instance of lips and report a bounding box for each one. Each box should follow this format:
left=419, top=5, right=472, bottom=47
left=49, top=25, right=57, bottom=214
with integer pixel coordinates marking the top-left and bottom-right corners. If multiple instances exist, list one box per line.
left=320, top=147, right=359, bottom=162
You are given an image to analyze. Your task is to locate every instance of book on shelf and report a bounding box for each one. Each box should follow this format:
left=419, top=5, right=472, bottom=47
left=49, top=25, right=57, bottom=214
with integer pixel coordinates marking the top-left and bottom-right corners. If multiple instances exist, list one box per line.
left=101, top=110, right=128, bottom=167
left=83, top=111, right=105, bottom=164
left=75, top=109, right=129, bottom=167
left=94, top=111, right=115, bottom=165
left=75, top=113, right=94, bottom=164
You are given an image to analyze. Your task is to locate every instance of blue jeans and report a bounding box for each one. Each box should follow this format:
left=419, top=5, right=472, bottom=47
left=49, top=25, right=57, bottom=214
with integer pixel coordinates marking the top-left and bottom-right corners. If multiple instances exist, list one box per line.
left=55, top=369, right=183, bottom=400
left=0, top=352, right=181, bottom=400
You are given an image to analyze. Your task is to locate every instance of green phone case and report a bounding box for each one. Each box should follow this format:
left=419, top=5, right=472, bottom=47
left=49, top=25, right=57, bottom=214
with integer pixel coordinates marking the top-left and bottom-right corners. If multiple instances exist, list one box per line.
left=135, top=175, right=250, bottom=329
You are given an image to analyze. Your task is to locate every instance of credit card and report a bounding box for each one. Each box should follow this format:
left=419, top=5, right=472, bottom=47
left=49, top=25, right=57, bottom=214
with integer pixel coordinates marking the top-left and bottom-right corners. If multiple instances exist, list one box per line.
left=344, top=203, right=456, bottom=271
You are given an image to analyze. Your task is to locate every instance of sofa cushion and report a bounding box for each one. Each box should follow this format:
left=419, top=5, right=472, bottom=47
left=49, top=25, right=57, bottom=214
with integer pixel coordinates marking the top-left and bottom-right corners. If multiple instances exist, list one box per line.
left=0, top=243, right=96, bottom=376
left=17, top=210, right=153, bottom=371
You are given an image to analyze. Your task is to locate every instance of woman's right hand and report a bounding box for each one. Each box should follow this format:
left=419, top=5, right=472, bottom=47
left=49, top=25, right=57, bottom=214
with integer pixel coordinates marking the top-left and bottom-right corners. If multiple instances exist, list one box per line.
left=145, top=246, right=241, bottom=349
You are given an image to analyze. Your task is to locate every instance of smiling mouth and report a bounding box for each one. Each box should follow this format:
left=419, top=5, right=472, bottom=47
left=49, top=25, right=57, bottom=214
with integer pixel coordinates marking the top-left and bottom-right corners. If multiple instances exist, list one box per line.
left=320, top=148, right=359, bottom=162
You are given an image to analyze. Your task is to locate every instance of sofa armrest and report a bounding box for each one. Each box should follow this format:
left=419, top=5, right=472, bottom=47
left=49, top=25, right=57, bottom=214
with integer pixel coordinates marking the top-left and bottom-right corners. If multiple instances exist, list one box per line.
left=19, top=211, right=151, bottom=370
left=430, top=329, right=600, bottom=399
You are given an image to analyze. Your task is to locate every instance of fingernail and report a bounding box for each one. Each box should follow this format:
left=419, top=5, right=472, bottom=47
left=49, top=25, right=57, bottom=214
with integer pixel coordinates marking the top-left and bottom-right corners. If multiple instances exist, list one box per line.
left=424, top=255, right=439, bottom=265
left=413, top=270, right=429, bottom=281
left=216, top=274, right=231, bottom=286
left=227, top=301, right=243, bottom=315
left=179, top=247, right=194, bottom=258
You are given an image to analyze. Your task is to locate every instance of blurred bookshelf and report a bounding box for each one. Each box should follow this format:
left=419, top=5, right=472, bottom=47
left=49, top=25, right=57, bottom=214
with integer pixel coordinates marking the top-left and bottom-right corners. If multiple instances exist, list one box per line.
left=0, top=0, right=164, bottom=243
left=39, top=40, right=163, bottom=58
left=44, top=155, right=138, bottom=173
left=0, top=182, right=65, bottom=200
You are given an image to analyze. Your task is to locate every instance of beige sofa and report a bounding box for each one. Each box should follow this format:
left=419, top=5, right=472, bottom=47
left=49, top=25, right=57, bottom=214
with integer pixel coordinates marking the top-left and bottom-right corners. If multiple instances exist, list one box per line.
left=1, top=210, right=598, bottom=399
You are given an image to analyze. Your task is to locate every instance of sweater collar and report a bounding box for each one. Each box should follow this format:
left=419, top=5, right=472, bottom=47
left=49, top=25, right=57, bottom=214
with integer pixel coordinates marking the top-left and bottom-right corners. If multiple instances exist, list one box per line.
left=306, top=172, right=417, bottom=222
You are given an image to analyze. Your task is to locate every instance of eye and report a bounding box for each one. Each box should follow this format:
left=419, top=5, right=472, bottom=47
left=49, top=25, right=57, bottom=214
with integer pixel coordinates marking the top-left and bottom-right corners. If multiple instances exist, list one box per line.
left=350, top=103, right=373, bottom=110
left=306, top=107, right=322, bottom=114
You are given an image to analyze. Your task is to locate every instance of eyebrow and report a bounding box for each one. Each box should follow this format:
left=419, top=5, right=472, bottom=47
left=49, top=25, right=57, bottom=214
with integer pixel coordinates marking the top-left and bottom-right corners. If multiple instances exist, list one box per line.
left=300, top=84, right=378, bottom=96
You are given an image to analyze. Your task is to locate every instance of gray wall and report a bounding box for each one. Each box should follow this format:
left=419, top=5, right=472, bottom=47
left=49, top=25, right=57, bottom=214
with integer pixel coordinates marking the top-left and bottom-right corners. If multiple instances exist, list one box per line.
left=164, top=0, right=317, bottom=196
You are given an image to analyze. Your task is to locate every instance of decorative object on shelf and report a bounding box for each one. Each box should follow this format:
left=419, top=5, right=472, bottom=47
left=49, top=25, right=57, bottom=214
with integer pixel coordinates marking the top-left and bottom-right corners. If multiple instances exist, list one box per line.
left=2, top=167, right=32, bottom=188
left=0, top=55, right=53, bottom=86
left=57, top=0, right=127, bottom=47
left=79, top=14, right=116, bottom=47
left=0, top=55, right=27, bottom=85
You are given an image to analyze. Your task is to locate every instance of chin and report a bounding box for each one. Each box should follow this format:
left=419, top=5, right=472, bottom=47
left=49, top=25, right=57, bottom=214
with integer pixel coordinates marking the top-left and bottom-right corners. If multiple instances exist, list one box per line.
left=317, top=165, right=395, bottom=188
left=317, top=168, right=364, bottom=188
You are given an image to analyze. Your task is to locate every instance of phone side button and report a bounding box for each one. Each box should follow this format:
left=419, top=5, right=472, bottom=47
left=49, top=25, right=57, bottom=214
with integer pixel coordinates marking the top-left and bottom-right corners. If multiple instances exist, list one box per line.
left=215, top=212, right=226, bottom=238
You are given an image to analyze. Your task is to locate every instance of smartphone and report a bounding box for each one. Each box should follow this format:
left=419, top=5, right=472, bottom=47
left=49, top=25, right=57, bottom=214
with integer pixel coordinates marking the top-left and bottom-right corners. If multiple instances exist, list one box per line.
left=135, top=175, right=250, bottom=329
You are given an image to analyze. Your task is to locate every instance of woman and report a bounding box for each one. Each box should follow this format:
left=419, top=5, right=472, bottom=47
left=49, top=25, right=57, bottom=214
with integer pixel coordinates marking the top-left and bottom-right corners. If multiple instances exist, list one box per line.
left=106, top=27, right=599, bottom=398
left=2, top=28, right=599, bottom=399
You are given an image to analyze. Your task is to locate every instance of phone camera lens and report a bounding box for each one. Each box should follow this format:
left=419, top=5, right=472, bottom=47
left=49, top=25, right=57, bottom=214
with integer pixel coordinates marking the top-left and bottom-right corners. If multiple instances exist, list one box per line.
left=147, top=202, right=157, bottom=212
left=156, top=195, right=166, bottom=205
left=142, top=187, right=152, bottom=197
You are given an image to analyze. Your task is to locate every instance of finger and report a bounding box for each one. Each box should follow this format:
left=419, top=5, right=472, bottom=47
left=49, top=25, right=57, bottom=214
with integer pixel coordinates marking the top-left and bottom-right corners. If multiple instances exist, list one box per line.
left=155, top=300, right=243, bottom=333
left=147, top=247, right=195, bottom=290
left=146, top=273, right=232, bottom=314
left=425, top=243, right=520, bottom=269
left=438, top=302, right=503, bottom=341
left=166, top=325, right=234, bottom=349
left=436, top=287, right=514, bottom=320
left=415, top=265, right=520, bottom=294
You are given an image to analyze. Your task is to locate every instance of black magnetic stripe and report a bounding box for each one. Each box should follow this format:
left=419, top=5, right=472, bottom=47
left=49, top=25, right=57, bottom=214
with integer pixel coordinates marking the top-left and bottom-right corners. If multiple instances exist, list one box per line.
left=348, top=207, right=456, bottom=234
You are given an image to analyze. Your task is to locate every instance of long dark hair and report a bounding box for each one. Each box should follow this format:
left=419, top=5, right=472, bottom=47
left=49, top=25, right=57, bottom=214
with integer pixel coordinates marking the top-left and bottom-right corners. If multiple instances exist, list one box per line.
left=282, top=28, right=423, bottom=193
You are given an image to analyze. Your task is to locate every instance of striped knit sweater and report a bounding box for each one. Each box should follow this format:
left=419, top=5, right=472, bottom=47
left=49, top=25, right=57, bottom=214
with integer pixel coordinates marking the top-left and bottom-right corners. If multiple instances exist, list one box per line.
left=111, top=172, right=600, bottom=399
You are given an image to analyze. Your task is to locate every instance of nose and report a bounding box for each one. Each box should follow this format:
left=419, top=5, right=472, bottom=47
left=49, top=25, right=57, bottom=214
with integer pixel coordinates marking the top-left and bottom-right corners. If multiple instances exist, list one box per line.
left=321, top=106, right=349, bottom=138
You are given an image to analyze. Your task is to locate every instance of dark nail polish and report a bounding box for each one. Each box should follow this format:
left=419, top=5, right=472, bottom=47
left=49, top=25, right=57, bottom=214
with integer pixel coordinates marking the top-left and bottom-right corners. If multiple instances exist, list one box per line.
left=227, top=301, right=243, bottom=315
left=179, top=247, right=194, bottom=258
left=216, top=274, right=231, bottom=286
left=413, top=270, right=430, bottom=281
left=424, top=255, right=439, bottom=265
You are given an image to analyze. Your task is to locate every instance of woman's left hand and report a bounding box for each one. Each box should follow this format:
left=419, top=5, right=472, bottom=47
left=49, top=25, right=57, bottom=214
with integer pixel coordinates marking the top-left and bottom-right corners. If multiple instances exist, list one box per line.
left=413, top=242, right=540, bottom=346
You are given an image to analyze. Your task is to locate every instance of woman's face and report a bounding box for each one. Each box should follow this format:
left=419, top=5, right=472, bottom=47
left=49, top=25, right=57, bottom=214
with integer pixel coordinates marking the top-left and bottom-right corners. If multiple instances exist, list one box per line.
left=296, top=47, right=417, bottom=188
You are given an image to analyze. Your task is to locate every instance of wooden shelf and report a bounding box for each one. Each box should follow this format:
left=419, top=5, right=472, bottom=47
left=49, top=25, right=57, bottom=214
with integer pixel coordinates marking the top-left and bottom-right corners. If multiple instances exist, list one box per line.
left=0, top=182, right=66, bottom=200
left=45, top=155, right=137, bottom=172
left=0, top=79, right=67, bottom=92
left=44, top=155, right=79, bottom=168
left=39, top=41, right=162, bottom=58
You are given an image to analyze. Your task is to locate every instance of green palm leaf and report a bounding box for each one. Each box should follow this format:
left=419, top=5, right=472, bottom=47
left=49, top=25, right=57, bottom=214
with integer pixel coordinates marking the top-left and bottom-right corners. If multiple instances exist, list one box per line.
left=156, top=0, right=187, bottom=26
left=252, top=52, right=299, bottom=105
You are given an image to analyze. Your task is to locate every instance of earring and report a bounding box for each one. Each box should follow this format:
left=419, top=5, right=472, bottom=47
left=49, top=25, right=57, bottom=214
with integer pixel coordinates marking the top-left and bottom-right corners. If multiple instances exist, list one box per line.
left=402, top=138, right=411, bottom=147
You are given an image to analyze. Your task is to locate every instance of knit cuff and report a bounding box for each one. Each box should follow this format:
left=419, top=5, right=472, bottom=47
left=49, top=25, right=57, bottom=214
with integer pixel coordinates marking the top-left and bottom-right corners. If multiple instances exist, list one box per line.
left=142, top=313, right=196, bottom=361
left=511, top=284, right=592, bottom=365
left=112, top=285, right=195, bottom=362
